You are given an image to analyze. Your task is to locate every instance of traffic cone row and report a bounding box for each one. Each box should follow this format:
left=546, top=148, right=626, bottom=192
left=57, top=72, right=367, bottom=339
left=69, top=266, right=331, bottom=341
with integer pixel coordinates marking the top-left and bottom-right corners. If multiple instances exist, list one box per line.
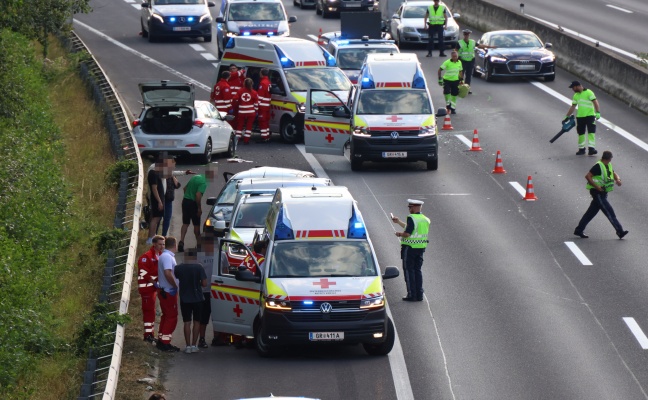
left=470, top=129, right=482, bottom=151
left=492, top=150, right=506, bottom=174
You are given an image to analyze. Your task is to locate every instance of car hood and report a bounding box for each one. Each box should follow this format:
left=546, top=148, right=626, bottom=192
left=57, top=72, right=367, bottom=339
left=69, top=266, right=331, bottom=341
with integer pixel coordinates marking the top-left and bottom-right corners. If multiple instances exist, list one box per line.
left=226, top=21, right=288, bottom=34
left=488, top=47, right=553, bottom=60
left=355, top=114, right=435, bottom=130
left=268, top=276, right=382, bottom=300
left=229, top=227, right=262, bottom=244
left=152, top=4, right=207, bottom=16
left=138, top=81, right=194, bottom=107
left=401, top=18, right=455, bottom=32
left=342, top=69, right=361, bottom=84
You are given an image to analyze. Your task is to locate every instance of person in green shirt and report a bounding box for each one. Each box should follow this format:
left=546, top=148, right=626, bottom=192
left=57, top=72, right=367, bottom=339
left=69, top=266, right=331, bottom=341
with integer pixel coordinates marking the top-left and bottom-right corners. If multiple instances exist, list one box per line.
left=438, top=50, right=464, bottom=114
left=179, top=163, right=218, bottom=252
left=564, top=80, right=601, bottom=156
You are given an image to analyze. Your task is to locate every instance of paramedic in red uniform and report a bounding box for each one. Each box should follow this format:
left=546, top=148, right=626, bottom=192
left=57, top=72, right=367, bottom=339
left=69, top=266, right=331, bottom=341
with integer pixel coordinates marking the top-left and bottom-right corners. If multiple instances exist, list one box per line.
left=239, top=240, right=267, bottom=276
left=257, top=68, right=272, bottom=142
left=233, top=78, right=259, bottom=144
left=227, top=64, right=245, bottom=99
left=137, top=235, right=165, bottom=343
left=210, top=71, right=234, bottom=126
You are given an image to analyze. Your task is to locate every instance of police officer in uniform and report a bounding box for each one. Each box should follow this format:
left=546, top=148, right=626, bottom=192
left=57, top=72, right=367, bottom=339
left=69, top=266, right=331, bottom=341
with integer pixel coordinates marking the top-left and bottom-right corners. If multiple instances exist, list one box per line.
left=456, top=29, right=495, bottom=93
left=574, top=150, right=628, bottom=239
left=391, top=199, right=430, bottom=301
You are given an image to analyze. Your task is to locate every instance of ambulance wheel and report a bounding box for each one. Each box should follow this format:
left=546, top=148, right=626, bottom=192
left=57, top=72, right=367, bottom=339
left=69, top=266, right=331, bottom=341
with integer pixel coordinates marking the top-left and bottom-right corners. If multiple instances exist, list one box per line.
left=199, top=138, right=212, bottom=164
left=350, top=158, right=362, bottom=171
left=426, top=158, right=438, bottom=171
left=545, top=73, right=555, bottom=82
left=280, top=117, right=300, bottom=144
left=363, top=317, right=395, bottom=356
left=255, top=323, right=278, bottom=357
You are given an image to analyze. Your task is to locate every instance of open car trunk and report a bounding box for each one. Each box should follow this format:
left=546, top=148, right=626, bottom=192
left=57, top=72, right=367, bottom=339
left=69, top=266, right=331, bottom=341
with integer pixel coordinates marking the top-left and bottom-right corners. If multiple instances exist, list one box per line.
left=140, top=106, right=193, bottom=134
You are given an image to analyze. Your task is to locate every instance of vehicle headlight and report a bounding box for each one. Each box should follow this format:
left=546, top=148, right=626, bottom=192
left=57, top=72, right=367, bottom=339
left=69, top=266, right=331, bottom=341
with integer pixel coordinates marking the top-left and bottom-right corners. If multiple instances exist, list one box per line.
left=353, top=126, right=370, bottom=137
left=265, top=298, right=291, bottom=310
left=152, top=13, right=164, bottom=23
left=227, top=243, right=247, bottom=257
left=298, top=103, right=305, bottom=113
left=540, top=55, right=555, bottom=63
left=445, top=25, right=457, bottom=33
left=276, top=30, right=289, bottom=37
left=490, top=56, right=507, bottom=63
left=403, top=27, right=417, bottom=33
left=360, top=295, right=384, bottom=309
left=199, top=13, right=212, bottom=23
left=419, top=126, right=436, bottom=137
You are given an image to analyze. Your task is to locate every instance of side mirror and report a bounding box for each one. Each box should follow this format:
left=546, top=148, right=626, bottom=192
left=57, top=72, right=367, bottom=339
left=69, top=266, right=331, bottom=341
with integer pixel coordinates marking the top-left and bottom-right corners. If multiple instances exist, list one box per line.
left=436, top=107, right=448, bottom=118
left=545, top=42, right=552, bottom=49
left=214, top=220, right=227, bottom=232
left=382, top=266, right=400, bottom=280
left=216, top=17, right=224, bottom=23
left=391, top=14, right=399, bottom=19
left=224, top=114, right=235, bottom=121
left=141, top=2, right=150, bottom=8
left=207, top=1, right=216, bottom=6
left=236, top=269, right=261, bottom=283
left=206, top=197, right=217, bottom=206
left=453, top=13, right=460, bottom=18
left=288, top=16, right=297, bottom=23
left=332, top=106, right=350, bottom=118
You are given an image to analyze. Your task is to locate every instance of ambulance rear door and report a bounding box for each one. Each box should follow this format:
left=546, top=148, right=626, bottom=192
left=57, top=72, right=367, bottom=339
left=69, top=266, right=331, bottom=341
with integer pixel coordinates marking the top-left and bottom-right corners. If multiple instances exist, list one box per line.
left=211, top=238, right=261, bottom=337
left=303, top=89, right=351, bottom=156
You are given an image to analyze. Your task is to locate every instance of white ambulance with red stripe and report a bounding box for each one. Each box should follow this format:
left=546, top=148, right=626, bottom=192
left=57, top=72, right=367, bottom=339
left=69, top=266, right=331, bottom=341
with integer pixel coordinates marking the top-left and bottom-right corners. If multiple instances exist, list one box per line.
left=303, top=52, right=447, bottom=171
left=212, top=36, right=352, bottom=144
left=211, top=186, right=400, bottom=357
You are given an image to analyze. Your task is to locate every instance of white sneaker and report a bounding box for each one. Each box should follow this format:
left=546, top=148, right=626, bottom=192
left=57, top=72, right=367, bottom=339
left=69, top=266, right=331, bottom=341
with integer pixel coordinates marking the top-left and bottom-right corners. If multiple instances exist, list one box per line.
left=191, top=345, right=199, bottom=353
left=146, top=237, right=153, bottom=245
left=184, top=346, right=192, bottom=354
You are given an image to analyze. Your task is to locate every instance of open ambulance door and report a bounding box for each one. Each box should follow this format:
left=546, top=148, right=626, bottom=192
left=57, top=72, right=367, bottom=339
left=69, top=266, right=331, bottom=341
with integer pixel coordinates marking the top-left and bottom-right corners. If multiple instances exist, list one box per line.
left=211, top=238, right=261, bottom=337
left=303, top=89, right=351, bottom=156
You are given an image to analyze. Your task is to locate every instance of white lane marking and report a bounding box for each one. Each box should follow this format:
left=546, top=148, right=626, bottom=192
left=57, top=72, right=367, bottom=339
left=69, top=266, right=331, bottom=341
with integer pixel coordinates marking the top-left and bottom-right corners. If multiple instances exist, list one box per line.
left=455, top=134, right=472, bottom=148
left=131, top=4, right=140, bottom=9
left=606, top=4, right=632, bottom=13
left=296, top=145, right=416, bottom=400
left=307, top=34, right=319, bottom=42
left=201, top=53, right=217, bottom=61
left=527, top=14, right=641, bottom=61
left=73, top=19, right=211, bottom=92
left=189, top=44, right=206, bottom=51
left=564, top=242, right=593, bottom=265
left=509, top=181, right=526, bottom=197
left=124, top=0, right=136, bottom=3
left=529, top=81, right=648, bottom=152
left=212, top=62, right=220, bottom=69
left=623, top=318, right=648, bottom=349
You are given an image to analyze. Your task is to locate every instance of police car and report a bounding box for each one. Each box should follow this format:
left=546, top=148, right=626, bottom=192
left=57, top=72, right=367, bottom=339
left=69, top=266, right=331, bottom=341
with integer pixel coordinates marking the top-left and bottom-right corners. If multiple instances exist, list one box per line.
left=303, top=53, right=447, bottom=171
left=211, top=186, right=399, bottom=357
left=319, top=32, right=399, bottom=84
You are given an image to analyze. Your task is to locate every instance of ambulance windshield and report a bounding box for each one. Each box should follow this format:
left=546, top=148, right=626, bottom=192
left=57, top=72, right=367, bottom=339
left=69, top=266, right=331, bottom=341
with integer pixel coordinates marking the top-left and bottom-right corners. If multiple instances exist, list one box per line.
left=269, top=241, right=377, bottom=278
left=228, top=3, right=286, bottom=21
left=337, top=48, right=394, bottom=70
left=285, top=69, right=351, bottom=92
left=356, top=90, right=431, bottom=115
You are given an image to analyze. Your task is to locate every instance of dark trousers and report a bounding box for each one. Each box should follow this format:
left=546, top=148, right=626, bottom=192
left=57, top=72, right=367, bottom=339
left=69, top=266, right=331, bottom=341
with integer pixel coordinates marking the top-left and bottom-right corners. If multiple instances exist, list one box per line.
left=460, top=59, right=475, bottom=85
left=427, top=24, right=445, bottom=53
left=162, top=199, right=173, bottom=236
left=576, top=191, right=624, bottom=234
left=402, top=246, right=425, bottom=298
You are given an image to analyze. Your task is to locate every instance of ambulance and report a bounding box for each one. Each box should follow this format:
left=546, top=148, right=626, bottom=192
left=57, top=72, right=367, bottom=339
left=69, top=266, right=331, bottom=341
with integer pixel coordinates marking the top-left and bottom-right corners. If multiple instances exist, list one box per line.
left=211, top=186, right=400, bottom=357
left=303, top=52, right=447, bottom=171
left=212, top=36, right=352, bottom=143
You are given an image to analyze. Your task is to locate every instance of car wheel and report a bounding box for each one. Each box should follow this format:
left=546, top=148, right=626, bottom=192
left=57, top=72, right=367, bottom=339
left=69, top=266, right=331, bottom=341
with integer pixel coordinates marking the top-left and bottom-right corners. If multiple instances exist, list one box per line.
left=316, top=2, right=322, bottom=14
left=363, top=317, right=395, bottom=356
left=255, top=322, right=278, bottom=358
left=484, top=60, right=494, bottom=82
left=294, top=0, right=299, bottom=5
left=204, top=34, right=212, bottom=42
left=200, top=138, right=213, bottom=164
left=148, top=23, right=156, bottom=42
left=280, top=117, right=300, bottom=144
left=545, top=73, right=556, bottom=82
left=141, top=20, right=149, bottom=38
left=226, top=133, right=237, bottom=158
left=426, top=158, right=438, bottom=171
left=321, top=5, right=330, bottom=18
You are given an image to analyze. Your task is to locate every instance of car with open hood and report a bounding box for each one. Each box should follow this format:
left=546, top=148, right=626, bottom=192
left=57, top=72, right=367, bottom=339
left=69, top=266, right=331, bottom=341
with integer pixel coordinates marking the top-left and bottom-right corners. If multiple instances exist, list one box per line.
left=140, top=0, right=215, bottom=42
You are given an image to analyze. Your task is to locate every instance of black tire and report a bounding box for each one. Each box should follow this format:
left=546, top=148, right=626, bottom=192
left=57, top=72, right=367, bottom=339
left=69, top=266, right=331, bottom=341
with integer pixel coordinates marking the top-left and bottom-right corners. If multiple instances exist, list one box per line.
left=350, top=158, right=363, bottom=171
left=316, top=2, right=322, bottom=14
left=545, top=73, right=556, bottom=82
left=426, top=158, right=438, bottom=171
left=204, top=34, right=212, bottom=43
left=472, top=68, right=480, bottom=78
left=141, top=21, right=149, bottom=38
left=484, top=61, right=494, bottom=82
left=200, top=138, right=213, bottom=164
left=280, top=117, right=300, bottom=144
left=148, top=24, right=156, bottom=43
left=255, top=322, right=278, bottom=357
left=363, top=317, right=395, bottom=356
left=226, top=134, right=237, bottom=158
left=321, top=5, right=330, bottom=18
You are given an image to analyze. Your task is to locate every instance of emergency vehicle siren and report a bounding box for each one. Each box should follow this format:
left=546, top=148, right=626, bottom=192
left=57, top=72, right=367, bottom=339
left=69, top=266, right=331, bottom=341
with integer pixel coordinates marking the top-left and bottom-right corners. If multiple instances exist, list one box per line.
left=441, top=114, right=454, bottom=131
left=523, top=175, right=538, bottom=201
left=470, top=129, right=482, bottom=151
left=492, top=150, right=506, bottom=174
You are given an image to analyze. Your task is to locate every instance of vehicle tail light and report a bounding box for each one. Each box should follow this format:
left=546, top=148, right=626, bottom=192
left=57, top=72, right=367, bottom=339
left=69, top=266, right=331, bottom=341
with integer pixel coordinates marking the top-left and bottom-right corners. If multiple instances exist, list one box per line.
left=132, top=120, right=140, bottom=127
left=193, top=120, right=204, bottom=128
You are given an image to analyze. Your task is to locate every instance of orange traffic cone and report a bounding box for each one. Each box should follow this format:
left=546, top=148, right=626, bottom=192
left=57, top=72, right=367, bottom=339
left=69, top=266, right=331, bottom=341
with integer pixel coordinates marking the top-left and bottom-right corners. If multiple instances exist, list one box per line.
left=523, top=175, right=538, bottom=201
left=492, top=150, right=506, bottom=173
left=470, top=129, right=482, bottom=151
left=441, top=114, right=454, bottom=131
left=317, top=28, right=324, bottom=45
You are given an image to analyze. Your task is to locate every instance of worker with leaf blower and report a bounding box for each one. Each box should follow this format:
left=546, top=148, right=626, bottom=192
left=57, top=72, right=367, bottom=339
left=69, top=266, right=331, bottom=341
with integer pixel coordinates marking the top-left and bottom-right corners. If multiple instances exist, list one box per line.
left=564, top=80, right=601, bottom=156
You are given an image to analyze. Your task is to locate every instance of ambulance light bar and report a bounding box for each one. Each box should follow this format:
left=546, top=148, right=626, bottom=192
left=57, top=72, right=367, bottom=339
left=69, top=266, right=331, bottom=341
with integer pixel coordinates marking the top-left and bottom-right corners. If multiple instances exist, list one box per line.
left=225, top=37, right=235, bottom=48
left=274, top=207, right=294, bottom=240
left=347, top=207, right=367, bottom=239
left=322, top=48, right=337, bottom=67
left=274, top=46, right=295, bottom=68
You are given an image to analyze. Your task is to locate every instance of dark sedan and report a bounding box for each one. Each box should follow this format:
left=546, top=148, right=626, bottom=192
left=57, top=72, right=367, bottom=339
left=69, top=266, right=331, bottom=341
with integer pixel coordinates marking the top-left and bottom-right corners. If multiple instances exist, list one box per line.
left=475, top=30, right=556, bottom=82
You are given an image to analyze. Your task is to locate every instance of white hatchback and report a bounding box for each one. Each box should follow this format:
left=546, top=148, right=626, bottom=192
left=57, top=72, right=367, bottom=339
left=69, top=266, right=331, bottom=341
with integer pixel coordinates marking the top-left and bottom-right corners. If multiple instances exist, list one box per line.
left=133, top=80, right=236, bottom=164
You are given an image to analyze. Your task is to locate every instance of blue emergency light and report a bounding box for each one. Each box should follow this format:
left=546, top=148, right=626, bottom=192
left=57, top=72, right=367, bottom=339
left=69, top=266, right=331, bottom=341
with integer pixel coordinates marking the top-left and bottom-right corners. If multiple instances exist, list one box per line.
left=187, top=17, right=194, bottom=22
left=347, top=207, right=367, bottom=239
left=360, top=71, right=375, bottom=89
left=274, top=46, right=295, bottom=68
left=303, top=301, right=314, bottom=305
left=225, top=37, right=235, bottom=48
left=243, top=31, right=251, bottom=36
left=412, top=68, right=426, bottom=89
left=337, top=40, right=350, bottom=45
left=322, top=49, right=337, bottom=67
left=169, top=17, right=176, bottom=22
left=273, top=207, right=294, bottom=240
left=267, top=32, right=274, bottom=36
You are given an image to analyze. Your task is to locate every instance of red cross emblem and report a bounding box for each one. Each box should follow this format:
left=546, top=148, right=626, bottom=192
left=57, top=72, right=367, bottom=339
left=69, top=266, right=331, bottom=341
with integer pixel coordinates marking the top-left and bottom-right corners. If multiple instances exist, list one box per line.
left=241, top=92, right=252, bottom=102
left=386, top=115, right=402, bottom=122
left=233, top=303, right=243, bottom=317
left=313, top=278, right=336, bottom=289
left=325, top=133, right=334, bottom=143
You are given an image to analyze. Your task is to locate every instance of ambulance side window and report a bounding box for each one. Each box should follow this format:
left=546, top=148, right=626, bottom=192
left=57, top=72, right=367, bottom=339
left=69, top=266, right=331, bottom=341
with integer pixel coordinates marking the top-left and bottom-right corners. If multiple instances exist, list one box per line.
left=269, top=70, right=286, bottom=96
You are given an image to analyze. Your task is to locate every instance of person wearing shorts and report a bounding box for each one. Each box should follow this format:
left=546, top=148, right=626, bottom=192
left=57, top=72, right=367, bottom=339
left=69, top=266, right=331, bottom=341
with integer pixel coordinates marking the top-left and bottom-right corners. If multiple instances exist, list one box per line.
left=174, top=249, right=207, bottom=354
left=179, top=163, right=217, bottom=252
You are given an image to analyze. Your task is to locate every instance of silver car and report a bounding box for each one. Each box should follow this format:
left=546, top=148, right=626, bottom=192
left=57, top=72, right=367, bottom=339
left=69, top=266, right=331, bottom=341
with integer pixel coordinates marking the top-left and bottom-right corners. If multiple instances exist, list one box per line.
left=389, top=1, right=460, bottom=49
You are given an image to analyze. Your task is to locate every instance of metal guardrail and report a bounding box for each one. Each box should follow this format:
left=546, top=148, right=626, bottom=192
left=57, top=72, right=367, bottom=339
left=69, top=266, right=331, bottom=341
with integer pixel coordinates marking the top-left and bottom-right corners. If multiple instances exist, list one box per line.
left=65, top=31, right=144, bottom=400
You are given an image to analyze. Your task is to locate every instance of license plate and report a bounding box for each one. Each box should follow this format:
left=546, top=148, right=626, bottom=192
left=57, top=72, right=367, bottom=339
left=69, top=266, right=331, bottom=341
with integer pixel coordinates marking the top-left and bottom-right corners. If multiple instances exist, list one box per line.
left=345, top=2, right=361, bottom=6
left=309, top=332, right=344, bottom=341
left=383, top=151, right=407, bottom=158
left=156, top=140, right=177, bottom=147
left=173, top=26, right=191, bottom=31
left=515, top=64, right=535, bottom=70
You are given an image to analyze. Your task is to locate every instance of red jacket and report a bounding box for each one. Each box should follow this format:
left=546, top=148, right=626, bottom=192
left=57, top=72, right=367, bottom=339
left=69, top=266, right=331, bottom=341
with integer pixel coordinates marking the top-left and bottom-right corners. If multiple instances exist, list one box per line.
left=228, top=69, right=245, bottom=97
left=137, top=247, right=159, bottom=294
left=234, top=88, right=259, bottom=116
left=210, top=79, right=233, bottom=112
left=257, top=76, right=272, bottom=109
left=240, top=252, right=265, bottom=276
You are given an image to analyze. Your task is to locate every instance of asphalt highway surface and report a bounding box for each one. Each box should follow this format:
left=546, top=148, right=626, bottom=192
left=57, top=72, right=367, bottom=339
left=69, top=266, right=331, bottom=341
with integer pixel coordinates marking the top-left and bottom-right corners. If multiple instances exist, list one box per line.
left=74, top=1, right=648, bottom=398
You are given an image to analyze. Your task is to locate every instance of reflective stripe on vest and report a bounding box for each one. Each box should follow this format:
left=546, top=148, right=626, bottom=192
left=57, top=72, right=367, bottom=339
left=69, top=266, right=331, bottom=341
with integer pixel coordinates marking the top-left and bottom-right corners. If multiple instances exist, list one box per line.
left=400, top=214, right=430, bottom=249
left=458, top=39, right=476, bottom=61
left=586, top=161, right=615, bottom=192
left=441, top=59, right=463, bottom=81
left=427, top=5, right=445, bottom=24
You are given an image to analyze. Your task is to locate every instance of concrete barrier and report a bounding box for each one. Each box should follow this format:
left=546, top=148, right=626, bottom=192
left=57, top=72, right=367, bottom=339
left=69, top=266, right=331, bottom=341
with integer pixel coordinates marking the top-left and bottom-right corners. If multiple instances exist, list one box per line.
left=452, top=0, right=648, bottom=114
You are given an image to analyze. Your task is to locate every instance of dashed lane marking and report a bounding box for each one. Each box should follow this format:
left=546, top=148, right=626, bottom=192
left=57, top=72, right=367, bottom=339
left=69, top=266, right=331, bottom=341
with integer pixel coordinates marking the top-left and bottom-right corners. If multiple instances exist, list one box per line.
left=509, top=181, right=526, bottom=198
left=454, top=134, right=472, bottom=148
left=564, top=242, right=593, bottom=266
left=623, top=318, right=648, bottom=349
left=606, top=4, right=632, bottom=13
